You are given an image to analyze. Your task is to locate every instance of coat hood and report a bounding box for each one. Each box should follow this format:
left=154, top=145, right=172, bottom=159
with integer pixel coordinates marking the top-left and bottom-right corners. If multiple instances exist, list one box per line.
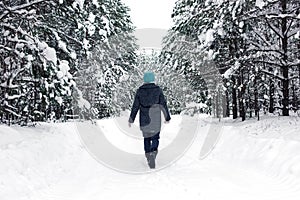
left=139, top=83, right=159, bottom=89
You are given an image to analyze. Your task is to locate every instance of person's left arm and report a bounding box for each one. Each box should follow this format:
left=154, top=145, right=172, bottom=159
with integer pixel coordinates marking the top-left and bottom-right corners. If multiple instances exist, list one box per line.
left=159, top=88, right=171, bottom=122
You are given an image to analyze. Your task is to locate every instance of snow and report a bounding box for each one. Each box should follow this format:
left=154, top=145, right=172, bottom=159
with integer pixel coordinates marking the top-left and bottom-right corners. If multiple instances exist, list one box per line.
left=296, top=31, right=300, bottom=39
left=15, top=43, right=24, bottom=49
left=223, top=67, right=233, bottom=79
left=3, top=30, right=10, bottom=37
left=83, top=38, right=90, bottom=50
left=76, top=89, right=91, bottom=109
left=78, top=98, right=91, bottom=109
left=37, top=41, right=47, bottom=50
left=217, top=27, right=225, bottom=36
left=38, top=41, right=57, bottom=64
left=26, top=55, right=34, bottom=61
left=15, top=50, right=25, bottom=58
left=119, top=73, right=129, bottom=82
left=70, top=52, right=77, bottom=59
left=87, top=23, right=96, bottom=36
left=205, top=29, right=215, bottom=45
left=92, top=0, right=100, bottom=8
left=239, top=21, right=244, bottom=29
left=101, top=16, right=111, bottom=35
left=85, top=13, right=97, bottom=36
left=231, top=0, right=240, bottom=20
left=223, top=61, right=241, bottom=79
left=24, top=36, right=35, bottom=50
left=88, top=13, right=96, bottom=23
left=264, top=94, right=270, bottom=100
left=77, top=22, right=84, bottom=29
left=4, top=57, right=10, bottom=65
left=186, top=102, right=208, bottom=109
left=73, top=0, right=84, bottom=10
left=56, top=71, right=64, bottom=79
left=58, top=60, right=70, bottom=78
left=267, top=14, right=297, bottom=19
left=6, top=94, right=21, bottom=100
left=58, top=40, right=69, bottom=53
left=55, top=96, right=63, bottom=105
left=255, top=0, right=265, bottom=9
left=1, top=115, right=300, bottom=200
left=206, top=49, right=214, bottom=60
left=49, top=92, right=55, bottom=98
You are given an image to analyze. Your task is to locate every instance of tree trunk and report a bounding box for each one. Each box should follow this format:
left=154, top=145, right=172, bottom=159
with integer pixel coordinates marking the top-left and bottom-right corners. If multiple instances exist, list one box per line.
left=269, top=80, right=274, bottom=113
left=298, top=27, right=300, bottom=111
left=225, top=90, right=230, bottom=117
left=232, top=77, right=238, bottom=119
left=254, top=75, right=259, bottom=117
left=292, top=80, right=296, bottom=112
left=237, top=69, right=246, bottom=121
left=281, top=0, right=289, bottom=116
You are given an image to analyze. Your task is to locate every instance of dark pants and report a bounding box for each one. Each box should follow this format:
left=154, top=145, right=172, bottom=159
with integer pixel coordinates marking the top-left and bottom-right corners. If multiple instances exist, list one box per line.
left=143, top=132, right=160, bottom=153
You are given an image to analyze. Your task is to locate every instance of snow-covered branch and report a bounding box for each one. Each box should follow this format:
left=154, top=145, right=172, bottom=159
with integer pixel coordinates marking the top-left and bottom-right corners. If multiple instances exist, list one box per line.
left=35, top=23, right=83, bottom=47
left=0, top=0, right=46, bottom=20
left=261, top=69, right=284, bottom=81
left=250, top=42, right=283, bottom=57
left=265, top=18, right=284, bottom=39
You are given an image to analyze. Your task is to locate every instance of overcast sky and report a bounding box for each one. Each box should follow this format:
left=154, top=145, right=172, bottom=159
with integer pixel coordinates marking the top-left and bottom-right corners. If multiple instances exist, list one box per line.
left=121, top=0, right=177, bottom=30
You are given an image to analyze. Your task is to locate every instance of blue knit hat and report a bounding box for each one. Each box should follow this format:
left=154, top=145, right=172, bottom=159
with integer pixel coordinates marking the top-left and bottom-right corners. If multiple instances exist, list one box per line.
left=143, top=71, right=155, bottom=83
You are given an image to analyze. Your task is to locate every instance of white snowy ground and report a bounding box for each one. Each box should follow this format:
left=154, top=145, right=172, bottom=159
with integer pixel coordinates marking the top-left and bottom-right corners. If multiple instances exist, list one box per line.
left=1, top=114, right=300, bottom=200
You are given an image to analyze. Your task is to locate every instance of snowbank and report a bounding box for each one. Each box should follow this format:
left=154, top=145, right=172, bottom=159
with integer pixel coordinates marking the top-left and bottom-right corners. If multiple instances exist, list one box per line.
left=0, top=115, right=300, bottom=200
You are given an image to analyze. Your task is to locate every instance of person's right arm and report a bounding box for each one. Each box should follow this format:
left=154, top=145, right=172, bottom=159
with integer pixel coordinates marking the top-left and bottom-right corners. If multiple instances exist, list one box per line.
left=129, top=89, right=140, bottom=123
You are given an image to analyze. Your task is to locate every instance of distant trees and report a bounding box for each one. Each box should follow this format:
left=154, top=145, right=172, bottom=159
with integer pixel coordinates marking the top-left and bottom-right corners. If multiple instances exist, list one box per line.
left=114, top=50, right=197, bottom=115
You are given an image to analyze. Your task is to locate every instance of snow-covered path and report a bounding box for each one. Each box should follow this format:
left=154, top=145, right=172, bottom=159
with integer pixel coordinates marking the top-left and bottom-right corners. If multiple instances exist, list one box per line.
left=1, top=115, right=300, bottom=200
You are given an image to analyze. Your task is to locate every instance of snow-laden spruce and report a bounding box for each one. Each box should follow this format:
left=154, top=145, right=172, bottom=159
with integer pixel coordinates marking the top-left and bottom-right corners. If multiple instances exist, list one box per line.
left=161, top=0, right=300, bottom=120
left=0, top=0, right=137, bottom=124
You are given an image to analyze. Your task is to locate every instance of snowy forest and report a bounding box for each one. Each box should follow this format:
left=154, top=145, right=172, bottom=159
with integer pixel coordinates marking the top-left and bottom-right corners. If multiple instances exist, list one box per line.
left=1, top=1, right=300, bottom=199
left=1, top=0, right=300, bottom=125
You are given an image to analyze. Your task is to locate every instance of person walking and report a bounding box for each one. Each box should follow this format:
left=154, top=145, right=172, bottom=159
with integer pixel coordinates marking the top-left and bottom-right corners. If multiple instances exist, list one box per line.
left=128, top=71, right=171, bottom=169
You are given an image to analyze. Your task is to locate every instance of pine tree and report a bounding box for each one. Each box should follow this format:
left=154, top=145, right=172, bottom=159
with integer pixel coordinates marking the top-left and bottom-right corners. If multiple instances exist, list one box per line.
left=75, top=0, right=138, bottom=119
left=0, top=0, right=138, bottom=124
left=1, top=0, right=77, bottom=124
left=163, top=0, right=300, bottom=120
left=248, top=0, right=300, bottom=116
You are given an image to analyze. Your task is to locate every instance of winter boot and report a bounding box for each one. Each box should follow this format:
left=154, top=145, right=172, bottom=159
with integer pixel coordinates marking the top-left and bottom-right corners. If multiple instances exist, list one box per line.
left=145, top=152, right=155, bottom=169
left=152, top=150, right=158, bottom=160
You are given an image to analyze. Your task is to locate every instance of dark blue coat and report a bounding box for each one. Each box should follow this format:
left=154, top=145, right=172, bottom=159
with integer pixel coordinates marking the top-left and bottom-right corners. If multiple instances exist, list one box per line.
left=129, top=83, right=171, bottom=134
